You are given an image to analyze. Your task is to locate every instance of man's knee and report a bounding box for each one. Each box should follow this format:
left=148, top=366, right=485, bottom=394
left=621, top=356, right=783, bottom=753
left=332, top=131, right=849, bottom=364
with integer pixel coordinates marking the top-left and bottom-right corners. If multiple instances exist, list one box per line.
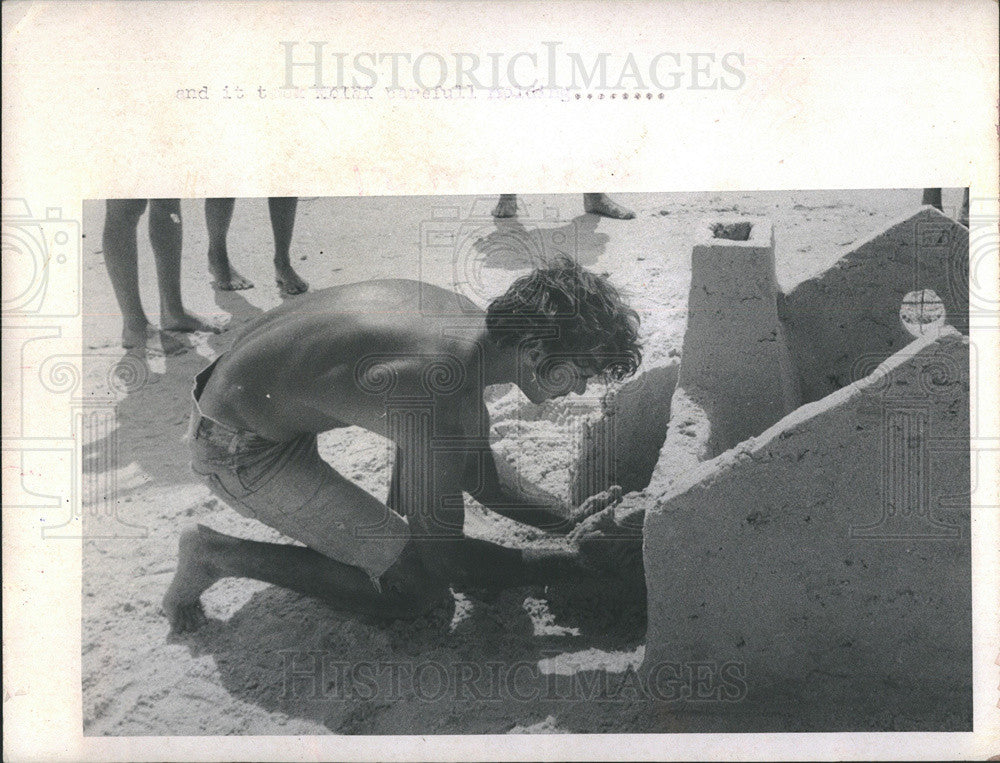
left=149, top=198, right=181, bottom=211
left=105, top=199, right=147, bottom=226
left=148, top=199, right=181, bottom=220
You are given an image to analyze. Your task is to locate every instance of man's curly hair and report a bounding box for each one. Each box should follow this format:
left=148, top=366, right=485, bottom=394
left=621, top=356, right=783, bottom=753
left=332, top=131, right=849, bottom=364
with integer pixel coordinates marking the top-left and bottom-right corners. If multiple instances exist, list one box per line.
left=486, top=257, right=642, bottom=381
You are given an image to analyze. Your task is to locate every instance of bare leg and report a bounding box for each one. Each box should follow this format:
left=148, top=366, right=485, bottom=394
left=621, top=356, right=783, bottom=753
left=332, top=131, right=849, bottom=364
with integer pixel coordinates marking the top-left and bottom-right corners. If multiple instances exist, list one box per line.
left=492, top=194, right=519, bottom=218
left=269, top=197, right=308, bottom=294
left=921, top=188, right=943, bottom=211
left=148, top=199, right=220, bottom=333
left=163, top=525, right=446, bottom=633
left=103, top=199, right=153, bottom=349
left=205, top=198, right=253, bottom=290
left=583, top=193, right=635, bottom=219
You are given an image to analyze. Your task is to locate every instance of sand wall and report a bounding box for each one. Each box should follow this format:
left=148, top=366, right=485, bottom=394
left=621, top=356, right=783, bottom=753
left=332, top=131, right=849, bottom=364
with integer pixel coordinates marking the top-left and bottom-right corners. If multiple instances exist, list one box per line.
left=572, top=363, right=678, bottom=505
left=641, top=328, right=971, bottom=729
left=780, top=206, right=970, bottom=403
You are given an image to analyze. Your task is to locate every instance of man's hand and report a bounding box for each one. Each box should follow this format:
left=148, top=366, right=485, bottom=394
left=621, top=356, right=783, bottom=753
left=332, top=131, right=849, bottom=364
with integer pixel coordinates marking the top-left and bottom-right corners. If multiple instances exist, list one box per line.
left=568, top=485, right=624, bottom=527
left=568, top=504, right=643, bottom=577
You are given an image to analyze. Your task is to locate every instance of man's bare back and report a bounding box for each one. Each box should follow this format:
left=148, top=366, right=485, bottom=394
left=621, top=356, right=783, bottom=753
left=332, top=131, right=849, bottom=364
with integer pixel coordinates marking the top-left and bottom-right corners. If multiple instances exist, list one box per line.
left=198, top=280, right=485, bottom=443
left=164, top=263, right=643, bottom=633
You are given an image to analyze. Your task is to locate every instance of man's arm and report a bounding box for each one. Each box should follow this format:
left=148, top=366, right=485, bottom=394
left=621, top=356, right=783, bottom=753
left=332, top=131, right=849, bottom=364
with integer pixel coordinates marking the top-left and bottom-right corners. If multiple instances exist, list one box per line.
left=432, top=535, right=594, bottom=590
left=461, top=446, right=576, bottom=534
left=395, top=437, right=597, bottom=588
left=461, top=446, right=624, bottom=536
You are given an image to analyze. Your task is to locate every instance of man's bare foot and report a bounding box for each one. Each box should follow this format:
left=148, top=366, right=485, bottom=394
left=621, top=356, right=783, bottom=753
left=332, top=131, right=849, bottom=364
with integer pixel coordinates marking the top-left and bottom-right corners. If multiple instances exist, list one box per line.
left=157, top=331, right=190, bottom=356
left=162, top=525, right=223, bottom=634
left=121, top=319, right=153, bottom=350
left=583, top=193, right=636, bottom=220
left=210, top=264, right=254, bottom=291
left=275, top=264, right=309, bottom=295
left=160, top=310, right=223, bottom=334
left=120, top=322, right=187, bottom=356
left=569, top=505, right=643, bottom=577
left=492, top=194, right=519, bottom=218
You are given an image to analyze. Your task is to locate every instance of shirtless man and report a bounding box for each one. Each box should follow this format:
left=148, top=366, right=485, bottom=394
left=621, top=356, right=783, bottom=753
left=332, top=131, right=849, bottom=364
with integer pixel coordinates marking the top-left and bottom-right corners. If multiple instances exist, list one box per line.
left=492, top=193, right=636, bottom=220
left=163, top=258, right=642, bottom=633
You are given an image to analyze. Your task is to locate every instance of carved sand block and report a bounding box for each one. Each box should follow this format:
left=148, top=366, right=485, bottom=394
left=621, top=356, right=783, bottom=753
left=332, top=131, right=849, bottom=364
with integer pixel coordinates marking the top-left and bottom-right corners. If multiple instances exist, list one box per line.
left=651, top=218, right=800, bottom=494
left=641, top=328, right=970, bottom=729
left=780, top=205, right=969, bottom=404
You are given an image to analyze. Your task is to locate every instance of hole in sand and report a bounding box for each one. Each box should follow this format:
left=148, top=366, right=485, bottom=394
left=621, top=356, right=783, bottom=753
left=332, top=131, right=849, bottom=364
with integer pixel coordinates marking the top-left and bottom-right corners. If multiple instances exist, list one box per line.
left=711, top=222, right=753, bottom=241
left=900, top=289, right=946, bottom=337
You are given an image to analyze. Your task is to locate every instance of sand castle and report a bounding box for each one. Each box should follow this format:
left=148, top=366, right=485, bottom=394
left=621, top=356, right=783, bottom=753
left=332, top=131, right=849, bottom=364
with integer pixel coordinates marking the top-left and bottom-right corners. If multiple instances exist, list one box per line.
left=521, top=206, right=971, bottom=727
left=636, top=206, right=970, bottom=727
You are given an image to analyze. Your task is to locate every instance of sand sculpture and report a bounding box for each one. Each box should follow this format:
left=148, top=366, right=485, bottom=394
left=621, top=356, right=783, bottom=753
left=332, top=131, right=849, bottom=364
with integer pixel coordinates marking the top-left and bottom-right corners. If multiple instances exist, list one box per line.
left=509, top=206, right=971, bottom=727
left=639, top=206, right=970, bottom=727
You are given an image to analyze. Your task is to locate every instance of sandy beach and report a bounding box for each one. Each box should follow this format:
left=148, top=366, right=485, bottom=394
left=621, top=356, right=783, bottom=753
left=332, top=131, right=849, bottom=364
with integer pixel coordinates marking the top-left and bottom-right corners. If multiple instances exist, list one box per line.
left=79, top=188, right=964, bottom=735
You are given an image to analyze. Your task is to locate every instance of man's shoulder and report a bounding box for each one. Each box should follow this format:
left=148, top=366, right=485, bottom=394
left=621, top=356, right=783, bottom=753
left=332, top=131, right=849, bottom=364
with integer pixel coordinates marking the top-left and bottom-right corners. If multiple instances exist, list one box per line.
left=264, top=279, right=481, bottom=322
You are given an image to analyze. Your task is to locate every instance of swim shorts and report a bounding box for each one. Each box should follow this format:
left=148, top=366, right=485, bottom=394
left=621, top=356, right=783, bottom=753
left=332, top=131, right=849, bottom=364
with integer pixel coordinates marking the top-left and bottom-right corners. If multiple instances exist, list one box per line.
left=186, top=357, right=410, bottom=580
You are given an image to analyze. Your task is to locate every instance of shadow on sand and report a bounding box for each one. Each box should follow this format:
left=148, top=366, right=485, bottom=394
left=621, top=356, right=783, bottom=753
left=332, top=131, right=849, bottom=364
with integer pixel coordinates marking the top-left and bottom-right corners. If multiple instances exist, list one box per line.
left=172, top=570, right=646, bottom=734
left=82, top=287, right=265, bottom=499
left=473, top=214, right=610, bottom=270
